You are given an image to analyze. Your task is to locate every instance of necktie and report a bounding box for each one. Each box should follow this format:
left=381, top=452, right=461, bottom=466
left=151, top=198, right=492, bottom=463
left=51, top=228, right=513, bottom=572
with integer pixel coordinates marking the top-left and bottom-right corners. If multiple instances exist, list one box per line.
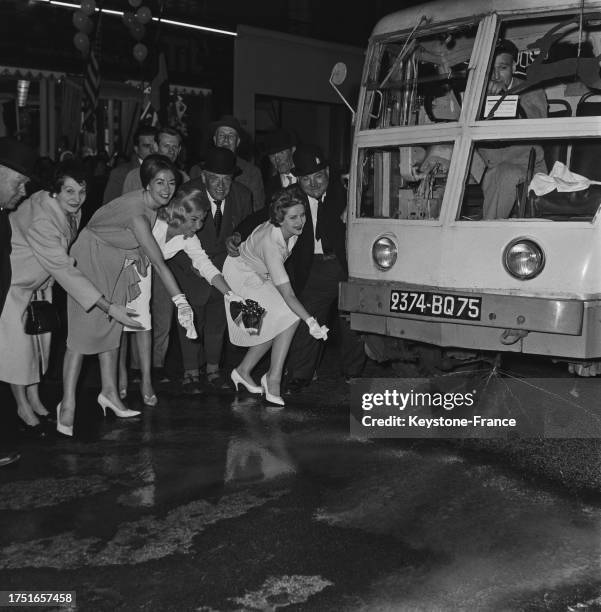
left=213, top=200, right=223, bottom=236
left=67, top=213, right=79, bottom=244
left=314, top=197, right=324, bottom=241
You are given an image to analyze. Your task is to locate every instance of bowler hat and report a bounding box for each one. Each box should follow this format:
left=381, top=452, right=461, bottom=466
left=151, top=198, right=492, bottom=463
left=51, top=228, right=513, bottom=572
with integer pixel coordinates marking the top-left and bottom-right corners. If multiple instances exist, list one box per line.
left=203, top=147, right=241, bottom=176
left=0, top=137, right=36, bottom=178
left=264, top=129, right=296, bottom=155
left=209, top=115, right=242, bottom=138
left=495, top=39, right=518, bottom=61
left=291, top=144, right=328, bottom=176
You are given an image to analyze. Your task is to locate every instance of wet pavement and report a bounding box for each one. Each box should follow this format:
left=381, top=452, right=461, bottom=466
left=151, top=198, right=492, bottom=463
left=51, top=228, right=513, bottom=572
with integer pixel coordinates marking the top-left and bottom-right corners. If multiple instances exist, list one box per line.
left=1, top=361, right=601, bottom=611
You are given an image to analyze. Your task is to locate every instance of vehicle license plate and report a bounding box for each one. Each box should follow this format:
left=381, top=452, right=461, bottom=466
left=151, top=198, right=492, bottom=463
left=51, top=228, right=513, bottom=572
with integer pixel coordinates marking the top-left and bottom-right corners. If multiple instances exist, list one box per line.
left=389, top=290, right=482, bottom=321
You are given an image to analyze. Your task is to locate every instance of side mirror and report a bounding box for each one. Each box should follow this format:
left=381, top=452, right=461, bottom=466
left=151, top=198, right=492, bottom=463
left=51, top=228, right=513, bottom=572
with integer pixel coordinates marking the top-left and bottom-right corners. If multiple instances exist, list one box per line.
left=330, top=62, right=348, bottom=86
left=329, top=62, right=356, bottom=119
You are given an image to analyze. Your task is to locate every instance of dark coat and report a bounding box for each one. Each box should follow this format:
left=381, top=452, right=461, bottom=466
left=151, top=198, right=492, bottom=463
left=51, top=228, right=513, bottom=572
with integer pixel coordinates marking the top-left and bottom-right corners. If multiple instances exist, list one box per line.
left=285, top=178, right=348, bottom=295
left=264, top=173, right=288, bottom=206
left=168, top=180, right=252, bottom=305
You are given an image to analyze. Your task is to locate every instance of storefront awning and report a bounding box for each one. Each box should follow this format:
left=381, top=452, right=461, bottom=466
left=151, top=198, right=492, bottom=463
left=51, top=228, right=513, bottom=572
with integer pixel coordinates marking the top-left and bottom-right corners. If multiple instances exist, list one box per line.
left=0, top=65, right=66, bottom=80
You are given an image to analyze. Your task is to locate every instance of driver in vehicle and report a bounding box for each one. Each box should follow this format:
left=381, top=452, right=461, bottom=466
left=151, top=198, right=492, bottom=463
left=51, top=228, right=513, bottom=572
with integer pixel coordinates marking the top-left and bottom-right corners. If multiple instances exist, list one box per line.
left=478, top=39, right=548, bottom=219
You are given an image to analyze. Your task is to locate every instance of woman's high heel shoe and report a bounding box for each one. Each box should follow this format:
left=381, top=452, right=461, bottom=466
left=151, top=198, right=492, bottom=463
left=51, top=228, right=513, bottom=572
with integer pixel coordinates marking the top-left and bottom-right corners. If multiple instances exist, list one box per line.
left=231, top=369, right=263, bottom=394
left=56, top=403, right=73, bottom=437
left=142, top=393, right=158, bottom=407
left=260, top=374, right=285, bottom=407
left=97, top=393, right=141, bottom=418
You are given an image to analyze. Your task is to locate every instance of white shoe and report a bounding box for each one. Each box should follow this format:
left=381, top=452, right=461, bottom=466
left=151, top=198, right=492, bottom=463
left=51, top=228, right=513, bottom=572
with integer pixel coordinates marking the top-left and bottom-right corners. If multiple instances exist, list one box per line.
left=97, top=394, right=141, bottom=418
left=260, top=374, right=285, bottom=407
left=56, top=403, right=73, bottom=437
left=231, top=369, right=263, bottom=394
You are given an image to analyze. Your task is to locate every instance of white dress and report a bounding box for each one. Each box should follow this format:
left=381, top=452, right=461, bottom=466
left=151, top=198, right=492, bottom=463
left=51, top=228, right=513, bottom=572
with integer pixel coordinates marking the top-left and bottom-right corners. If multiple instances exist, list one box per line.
left=222, top=221, right=298, bottom=347
left=124, top=218, right=221, bottom=331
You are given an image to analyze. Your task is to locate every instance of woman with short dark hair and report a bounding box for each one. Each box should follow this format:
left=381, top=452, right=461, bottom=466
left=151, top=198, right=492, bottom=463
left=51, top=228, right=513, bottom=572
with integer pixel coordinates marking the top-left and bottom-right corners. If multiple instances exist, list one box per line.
left=0, top=159, right=138, bottom=438
left=139, top=154, right=174, bottom=189
left=222, top=185, right=328, bottom=407
left=57, top=155, right=198, bottom=437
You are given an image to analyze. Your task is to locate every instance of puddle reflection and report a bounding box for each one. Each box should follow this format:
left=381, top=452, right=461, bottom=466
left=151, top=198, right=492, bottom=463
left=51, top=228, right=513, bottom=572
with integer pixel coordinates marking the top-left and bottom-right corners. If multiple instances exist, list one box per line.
left=226, top=398, right=296, bottom=485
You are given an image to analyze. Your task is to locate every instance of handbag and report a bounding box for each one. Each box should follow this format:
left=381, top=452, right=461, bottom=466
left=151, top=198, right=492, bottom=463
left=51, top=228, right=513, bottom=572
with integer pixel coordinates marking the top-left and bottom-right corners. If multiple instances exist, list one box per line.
left=230, top=299, right=266, bottom=335
left=24, top=292, right=60, bottom=335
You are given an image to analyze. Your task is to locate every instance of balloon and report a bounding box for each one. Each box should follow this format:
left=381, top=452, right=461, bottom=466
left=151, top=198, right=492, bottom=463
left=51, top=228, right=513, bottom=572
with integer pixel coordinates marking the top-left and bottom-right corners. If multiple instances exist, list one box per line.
left=128, top=0, right=142, bottom=7
left=135, top=6, right=152, bottom=24
left=73, top=32, right=90, bottom=53
left=81, top=17, right=93, bottom=34
left=80, top=0, right=96, bottom=16
left=72, top=9, right=88, bottom=31
left=130, top=22, right=145, bottom=41
left=133, top=43, right=148, bottom=63
left=122, top=11, right=135, bottom=28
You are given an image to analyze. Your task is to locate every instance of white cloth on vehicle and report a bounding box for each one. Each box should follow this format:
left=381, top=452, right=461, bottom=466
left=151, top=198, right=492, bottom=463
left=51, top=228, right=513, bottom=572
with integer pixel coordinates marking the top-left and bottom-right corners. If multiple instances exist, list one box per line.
left=529, top=161, right=601, bottom=196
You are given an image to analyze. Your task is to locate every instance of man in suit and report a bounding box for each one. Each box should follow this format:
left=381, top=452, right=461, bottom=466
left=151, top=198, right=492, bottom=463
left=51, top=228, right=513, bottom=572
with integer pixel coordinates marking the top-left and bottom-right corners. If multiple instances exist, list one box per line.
left=283, top=144, right=364, bottom=392
left=191, top=115, right=264, bottom=212
left=102, top=125, right=157, bottom=203
left=123, top=126, right=189, bottom=194
left=0, top=137, right=36, bottom=466
left=263, top=129, right=297, bottom=203
left=224, top=129, right=298, bottom=255
left=168, top=147, right=252, bottom=392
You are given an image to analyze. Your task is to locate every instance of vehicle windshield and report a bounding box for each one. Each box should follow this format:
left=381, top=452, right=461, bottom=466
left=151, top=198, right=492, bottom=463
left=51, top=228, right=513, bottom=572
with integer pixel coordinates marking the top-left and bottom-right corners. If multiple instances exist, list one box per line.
left=356, top=10, right=601, bottom=223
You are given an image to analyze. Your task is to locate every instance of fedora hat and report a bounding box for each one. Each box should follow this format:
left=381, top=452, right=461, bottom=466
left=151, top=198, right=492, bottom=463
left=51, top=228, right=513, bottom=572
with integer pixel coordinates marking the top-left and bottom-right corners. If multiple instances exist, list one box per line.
left=292, top=144, right=328, bottom=176
left=203, top=146, right=241, bottom=176
left=209, top=115, right=242, bottom=138
left=264, top=129, right=296, bottom=156
left=0, top=137, right=36, bottom=178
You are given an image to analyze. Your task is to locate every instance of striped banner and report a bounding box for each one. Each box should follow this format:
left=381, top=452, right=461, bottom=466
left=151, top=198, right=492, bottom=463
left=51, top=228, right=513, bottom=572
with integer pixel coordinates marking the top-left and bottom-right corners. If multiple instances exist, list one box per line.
left=82, top=47, right=100, bottom=130
left=82, top=9, right=102, bottom=132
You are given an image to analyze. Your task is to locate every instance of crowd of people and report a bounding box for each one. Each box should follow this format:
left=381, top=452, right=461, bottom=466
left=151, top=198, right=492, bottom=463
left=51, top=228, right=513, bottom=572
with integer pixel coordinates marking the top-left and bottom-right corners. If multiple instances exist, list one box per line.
left=0, top=115, right=367, bottom=463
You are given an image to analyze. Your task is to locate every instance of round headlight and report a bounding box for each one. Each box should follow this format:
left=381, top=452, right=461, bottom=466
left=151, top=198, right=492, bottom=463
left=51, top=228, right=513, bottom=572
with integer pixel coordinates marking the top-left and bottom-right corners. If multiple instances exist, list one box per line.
left=372, top=236, right=397, bottom=270
left=503, top=239, right=545, bottom=280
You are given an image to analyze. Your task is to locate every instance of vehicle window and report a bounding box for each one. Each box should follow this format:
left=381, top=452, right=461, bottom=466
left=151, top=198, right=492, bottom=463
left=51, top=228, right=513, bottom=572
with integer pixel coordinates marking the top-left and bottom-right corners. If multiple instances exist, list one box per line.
left=362, top=25, right=477, bottom=130
left=478, top=14, right=601, bottom=121
left=458, top=138, right=601, bottom=222
left=358, top=143, right=453, bottom=220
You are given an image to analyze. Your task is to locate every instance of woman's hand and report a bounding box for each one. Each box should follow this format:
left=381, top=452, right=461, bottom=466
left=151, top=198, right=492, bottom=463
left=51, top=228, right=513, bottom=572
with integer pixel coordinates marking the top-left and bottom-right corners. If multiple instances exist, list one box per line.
left=305, top=316, right=329, bottom=340
left=171, top=294, right=198, bottom=339
left=224, top=291, right=245, bottom=304
left=108, top=304, right=143, bottom=329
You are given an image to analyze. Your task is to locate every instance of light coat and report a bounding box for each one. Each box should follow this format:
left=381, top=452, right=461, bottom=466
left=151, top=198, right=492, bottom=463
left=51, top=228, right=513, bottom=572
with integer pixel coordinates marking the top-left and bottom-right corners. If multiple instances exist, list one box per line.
left=0, top=191, right=100, bottom=384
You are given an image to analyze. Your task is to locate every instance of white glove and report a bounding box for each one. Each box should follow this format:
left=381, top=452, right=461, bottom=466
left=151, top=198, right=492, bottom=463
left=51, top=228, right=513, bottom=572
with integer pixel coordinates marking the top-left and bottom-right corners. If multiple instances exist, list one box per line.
left=224, top=291, right=245, bottom=304
left=171, top=294, right=197, bottom=339
left=305, top=316, right=329, bottom=341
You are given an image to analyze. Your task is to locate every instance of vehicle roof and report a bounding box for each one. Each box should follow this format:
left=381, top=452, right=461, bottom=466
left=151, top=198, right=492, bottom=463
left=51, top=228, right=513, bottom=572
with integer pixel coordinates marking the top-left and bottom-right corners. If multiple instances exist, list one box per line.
left=371, top=0, right=601, bottom=38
